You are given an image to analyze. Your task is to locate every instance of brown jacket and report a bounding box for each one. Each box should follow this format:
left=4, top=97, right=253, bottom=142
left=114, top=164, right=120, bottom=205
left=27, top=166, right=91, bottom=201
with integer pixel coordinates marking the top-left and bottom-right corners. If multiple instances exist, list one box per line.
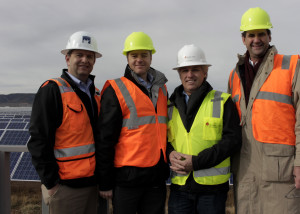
left=227, top=46, right=300, bottom=214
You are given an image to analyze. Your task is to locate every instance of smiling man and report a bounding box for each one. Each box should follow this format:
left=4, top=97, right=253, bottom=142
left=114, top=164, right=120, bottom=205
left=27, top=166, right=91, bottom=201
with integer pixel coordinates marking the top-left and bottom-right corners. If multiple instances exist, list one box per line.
left=167, top=44, right=241, bottom=214
left=28, top=31, right=102, bottom=214
left=228, top=7, right=300, bottom=214
left=95, top=32, right=169, bottom=214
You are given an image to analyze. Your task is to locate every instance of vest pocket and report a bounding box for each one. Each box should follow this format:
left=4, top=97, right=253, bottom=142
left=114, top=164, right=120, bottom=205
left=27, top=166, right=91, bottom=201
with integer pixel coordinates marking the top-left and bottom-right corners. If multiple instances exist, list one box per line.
left=66, top=104, right=85, bottom=133
left=58, top=157, right=95, bottom=180
left=202, top=117, right=222, bottom=140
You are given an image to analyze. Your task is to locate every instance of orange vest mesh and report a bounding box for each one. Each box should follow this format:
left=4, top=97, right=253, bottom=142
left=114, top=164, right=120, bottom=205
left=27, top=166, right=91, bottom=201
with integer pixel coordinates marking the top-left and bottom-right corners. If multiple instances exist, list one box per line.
left=102, top=77, right=168, bottom=167
left=45, top=78, right=100, bottom=180
left=229, top=54, right=298, bottom=145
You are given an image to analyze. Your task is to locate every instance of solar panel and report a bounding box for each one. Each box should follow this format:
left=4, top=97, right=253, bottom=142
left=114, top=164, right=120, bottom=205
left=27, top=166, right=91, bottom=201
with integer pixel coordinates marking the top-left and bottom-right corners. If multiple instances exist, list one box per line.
left=10, top=152, right=21, bottom=176
left=0, top=130, right=30, bottom=145
left=11, top=118, right=25, bottom=122
left=0, top=108, right=40, bottom=181
left=0, top=122, right=8, bottom=129
left=25, top=123, right=30, bottom=130
left=11, top=152, right=40, bottom=181
left=0, top=118, right=11, bottom=122
left=7, top=122, right=27, bottom=130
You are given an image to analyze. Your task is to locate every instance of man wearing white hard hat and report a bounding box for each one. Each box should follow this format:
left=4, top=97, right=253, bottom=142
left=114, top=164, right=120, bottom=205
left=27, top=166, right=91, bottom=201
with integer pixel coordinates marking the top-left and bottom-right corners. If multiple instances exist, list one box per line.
left=167, top=44, right=241, bottom=214
left=28, top=31, right=102, bottom=214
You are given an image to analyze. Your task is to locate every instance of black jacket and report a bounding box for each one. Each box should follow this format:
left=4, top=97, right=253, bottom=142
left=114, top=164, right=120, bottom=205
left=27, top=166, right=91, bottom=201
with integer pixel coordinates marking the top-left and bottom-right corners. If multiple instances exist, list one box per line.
left=95, top=65, right=170, bottom=191
left=167, top=81, right=242, bottom=193
left=28, top=69, right=99, bottom=189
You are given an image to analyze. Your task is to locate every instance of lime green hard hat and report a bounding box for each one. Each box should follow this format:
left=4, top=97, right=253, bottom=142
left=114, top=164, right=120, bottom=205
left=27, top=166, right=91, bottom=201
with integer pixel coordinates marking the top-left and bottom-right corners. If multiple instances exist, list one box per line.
left=240, top=7, right=273, bottom=31
left=123, top=32, right=156, bottom=55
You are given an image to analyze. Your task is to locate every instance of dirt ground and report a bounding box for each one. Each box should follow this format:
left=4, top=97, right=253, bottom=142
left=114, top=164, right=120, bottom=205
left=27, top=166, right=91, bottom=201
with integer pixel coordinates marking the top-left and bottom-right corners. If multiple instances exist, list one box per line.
left=11, top=181, right=235, bottom=214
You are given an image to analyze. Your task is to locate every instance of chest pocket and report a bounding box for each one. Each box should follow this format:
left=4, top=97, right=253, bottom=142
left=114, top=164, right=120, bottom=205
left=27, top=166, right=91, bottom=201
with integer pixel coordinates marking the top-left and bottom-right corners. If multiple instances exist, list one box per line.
left=202, top=117, right=222, bottom=141
left=67, top=103, right=85, bottom=133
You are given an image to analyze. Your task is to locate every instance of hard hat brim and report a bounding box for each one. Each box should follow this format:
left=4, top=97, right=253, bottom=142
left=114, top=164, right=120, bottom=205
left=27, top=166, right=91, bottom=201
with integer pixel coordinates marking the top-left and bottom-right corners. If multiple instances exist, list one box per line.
left=122, top=48, right=156, bottom=55
left=172, top=62, right=212, bottom=70
left=240, top=25, right=273, bottom=32
left=61, top=48, right=102, bottom=58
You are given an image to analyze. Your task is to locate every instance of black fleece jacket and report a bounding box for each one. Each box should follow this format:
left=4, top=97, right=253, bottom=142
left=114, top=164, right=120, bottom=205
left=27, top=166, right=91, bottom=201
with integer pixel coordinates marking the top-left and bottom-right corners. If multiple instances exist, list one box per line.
left=167, top=81, right=242, bottom=193
left=95, top=65, right=170, bottom=191
left=28, top=69, right=99, bottom=189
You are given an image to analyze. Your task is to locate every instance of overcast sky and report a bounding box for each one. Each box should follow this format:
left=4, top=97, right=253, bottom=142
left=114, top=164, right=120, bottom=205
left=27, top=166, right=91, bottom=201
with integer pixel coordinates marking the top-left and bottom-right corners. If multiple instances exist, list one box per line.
left=1, top=0, right=299, bottom=95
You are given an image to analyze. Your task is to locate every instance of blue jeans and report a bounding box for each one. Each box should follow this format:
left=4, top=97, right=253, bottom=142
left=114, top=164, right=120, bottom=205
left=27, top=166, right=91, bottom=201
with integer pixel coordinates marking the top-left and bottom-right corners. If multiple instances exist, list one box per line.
left=168, top=189, right=227, bottom=214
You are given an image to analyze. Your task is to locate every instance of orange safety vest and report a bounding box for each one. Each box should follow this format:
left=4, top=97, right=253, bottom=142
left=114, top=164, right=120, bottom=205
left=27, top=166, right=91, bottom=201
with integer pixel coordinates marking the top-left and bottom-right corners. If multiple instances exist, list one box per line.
left=102, top=77, right=168, bottom=167
left=229, top=54, right=298, bottom=145
left=44, top=78, right=100, bottom=180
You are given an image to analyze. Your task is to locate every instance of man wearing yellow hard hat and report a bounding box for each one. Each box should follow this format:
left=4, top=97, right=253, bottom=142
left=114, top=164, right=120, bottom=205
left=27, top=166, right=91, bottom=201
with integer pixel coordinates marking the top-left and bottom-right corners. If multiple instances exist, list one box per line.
left=228, top=7, right=300, bottom=213
left=95, top=32, right=169, bottom=214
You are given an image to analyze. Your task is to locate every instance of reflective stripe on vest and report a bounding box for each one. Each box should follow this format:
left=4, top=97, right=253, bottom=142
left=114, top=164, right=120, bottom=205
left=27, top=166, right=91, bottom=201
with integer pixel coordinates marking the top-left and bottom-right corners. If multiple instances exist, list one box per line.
left=229, top=54, right=298, bottom=145
left=54, top=144, right=95, bottom=159
left=168, top=90, right=231, bottom=185
left=49, top=77, right=97, bottom=180
left=104, top=77, right=168, bottom=167
left=114, top=78, right=167, bottom=129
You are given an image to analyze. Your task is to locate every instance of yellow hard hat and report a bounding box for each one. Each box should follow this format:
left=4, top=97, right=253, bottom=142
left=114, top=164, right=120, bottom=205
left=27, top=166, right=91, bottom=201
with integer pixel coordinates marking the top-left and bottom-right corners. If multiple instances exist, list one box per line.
left=123, top=32, right=156, bottom=55
left=240, top=7, right=273, bottom=31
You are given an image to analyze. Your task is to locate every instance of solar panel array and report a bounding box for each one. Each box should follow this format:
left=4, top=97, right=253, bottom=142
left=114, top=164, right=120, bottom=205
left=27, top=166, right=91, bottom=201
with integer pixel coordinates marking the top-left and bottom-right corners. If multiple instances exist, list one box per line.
left=0, top=108, right=234, bottom=185
left=0, top=108, right=40, bottom=181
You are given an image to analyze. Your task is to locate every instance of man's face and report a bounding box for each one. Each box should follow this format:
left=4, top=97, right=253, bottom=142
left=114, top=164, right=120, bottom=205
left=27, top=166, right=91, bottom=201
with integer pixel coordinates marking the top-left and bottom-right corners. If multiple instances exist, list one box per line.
left=242, top=29, right=271, bottom=61
left=178, top=65, right=208, bottom=96
left=65, top=49, right=96, bottom=82
left=127, top=50, right=152, bottom=80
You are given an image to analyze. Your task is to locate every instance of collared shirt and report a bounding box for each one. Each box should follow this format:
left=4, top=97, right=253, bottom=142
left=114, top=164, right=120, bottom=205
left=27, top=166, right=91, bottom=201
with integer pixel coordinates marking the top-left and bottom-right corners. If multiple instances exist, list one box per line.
left=66, top=72, right=94, bottom=112
left=182, top=90, right=189, bottom=104
left=66, top=72, right=93, bottom=99
left=137, top=73, right=154, bottom=90
left=249, top=58, right=258, bottom=67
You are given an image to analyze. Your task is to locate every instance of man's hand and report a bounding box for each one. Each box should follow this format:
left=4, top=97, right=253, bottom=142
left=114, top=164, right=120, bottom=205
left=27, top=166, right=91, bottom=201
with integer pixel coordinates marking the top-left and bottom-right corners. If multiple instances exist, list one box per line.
left=169, top=151, right=193, bottom=175
left=293, top=166, right=300, bottom=189
left=48, top=184, right=59, bottom=196
left=179, top=153, right=193, bottom=172
left=99, top=190, right=113, bottom=199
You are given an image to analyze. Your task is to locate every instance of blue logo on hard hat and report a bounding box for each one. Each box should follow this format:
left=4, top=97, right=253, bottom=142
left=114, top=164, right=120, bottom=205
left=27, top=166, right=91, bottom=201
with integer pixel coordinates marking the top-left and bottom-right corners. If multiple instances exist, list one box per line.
left=82, top=36, right=91, bottom=44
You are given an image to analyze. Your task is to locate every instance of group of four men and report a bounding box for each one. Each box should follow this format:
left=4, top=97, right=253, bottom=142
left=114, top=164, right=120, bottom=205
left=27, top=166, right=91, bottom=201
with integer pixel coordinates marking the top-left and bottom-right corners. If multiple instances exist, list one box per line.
left=28, top=7, right=300, bottom=214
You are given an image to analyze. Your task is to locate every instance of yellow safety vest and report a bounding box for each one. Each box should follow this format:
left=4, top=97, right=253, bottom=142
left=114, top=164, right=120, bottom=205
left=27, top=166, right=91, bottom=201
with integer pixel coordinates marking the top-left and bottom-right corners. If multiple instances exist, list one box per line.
left=168, top=90, right=231, bottom=185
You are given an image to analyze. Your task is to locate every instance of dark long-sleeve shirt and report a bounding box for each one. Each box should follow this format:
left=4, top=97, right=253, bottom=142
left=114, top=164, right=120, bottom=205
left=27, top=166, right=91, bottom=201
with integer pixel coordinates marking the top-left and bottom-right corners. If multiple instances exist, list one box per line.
left=167, top=81, right=242, bottom=193
left=28, top=69, right=98, bottom=189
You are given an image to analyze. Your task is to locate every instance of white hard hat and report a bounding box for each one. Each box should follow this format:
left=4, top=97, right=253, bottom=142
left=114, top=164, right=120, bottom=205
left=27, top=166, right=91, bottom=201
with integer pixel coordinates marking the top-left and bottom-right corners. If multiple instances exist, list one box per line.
left=61, top=31, right=102, bottom=58
left=173, top=44, right=211, bottom=70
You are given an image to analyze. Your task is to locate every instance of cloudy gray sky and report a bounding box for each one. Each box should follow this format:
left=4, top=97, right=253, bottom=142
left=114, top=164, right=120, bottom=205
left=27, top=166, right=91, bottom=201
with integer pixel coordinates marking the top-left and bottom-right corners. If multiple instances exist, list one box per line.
left=1, top=0, right=299, bottom=95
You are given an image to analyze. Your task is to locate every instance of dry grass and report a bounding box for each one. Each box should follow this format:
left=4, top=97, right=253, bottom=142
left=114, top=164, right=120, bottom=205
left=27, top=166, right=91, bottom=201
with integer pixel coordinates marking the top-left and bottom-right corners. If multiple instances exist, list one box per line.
left=11, top=181, right=42, bottom=214
left=11, top=182, right=235, bottom=214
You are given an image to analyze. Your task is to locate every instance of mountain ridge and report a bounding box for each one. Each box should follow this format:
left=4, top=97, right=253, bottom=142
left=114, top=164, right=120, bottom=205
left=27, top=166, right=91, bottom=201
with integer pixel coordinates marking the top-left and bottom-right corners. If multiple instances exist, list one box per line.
left=0, top=93, right=35, bottom=107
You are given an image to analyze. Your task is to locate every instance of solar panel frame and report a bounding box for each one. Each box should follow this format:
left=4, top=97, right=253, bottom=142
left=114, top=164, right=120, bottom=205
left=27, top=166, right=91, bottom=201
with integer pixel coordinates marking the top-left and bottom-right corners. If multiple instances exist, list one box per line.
left=0, top=108, right=40, bottom=182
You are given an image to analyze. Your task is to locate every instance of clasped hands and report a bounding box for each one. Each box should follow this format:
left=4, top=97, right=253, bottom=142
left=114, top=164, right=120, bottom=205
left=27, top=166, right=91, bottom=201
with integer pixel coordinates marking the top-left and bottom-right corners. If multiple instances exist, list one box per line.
left=169, top=151, right=193, bottom=175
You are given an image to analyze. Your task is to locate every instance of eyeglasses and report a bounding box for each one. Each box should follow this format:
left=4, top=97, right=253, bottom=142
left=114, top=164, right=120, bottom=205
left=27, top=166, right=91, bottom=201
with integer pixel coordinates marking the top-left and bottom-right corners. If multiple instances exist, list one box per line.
left=285, top=186, right=300, bottom=199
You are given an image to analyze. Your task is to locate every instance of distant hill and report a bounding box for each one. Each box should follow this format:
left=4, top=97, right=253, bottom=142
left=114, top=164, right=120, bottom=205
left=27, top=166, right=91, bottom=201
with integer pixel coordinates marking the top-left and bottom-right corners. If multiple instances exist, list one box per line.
left=0, top=93, right=35, bottom=107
